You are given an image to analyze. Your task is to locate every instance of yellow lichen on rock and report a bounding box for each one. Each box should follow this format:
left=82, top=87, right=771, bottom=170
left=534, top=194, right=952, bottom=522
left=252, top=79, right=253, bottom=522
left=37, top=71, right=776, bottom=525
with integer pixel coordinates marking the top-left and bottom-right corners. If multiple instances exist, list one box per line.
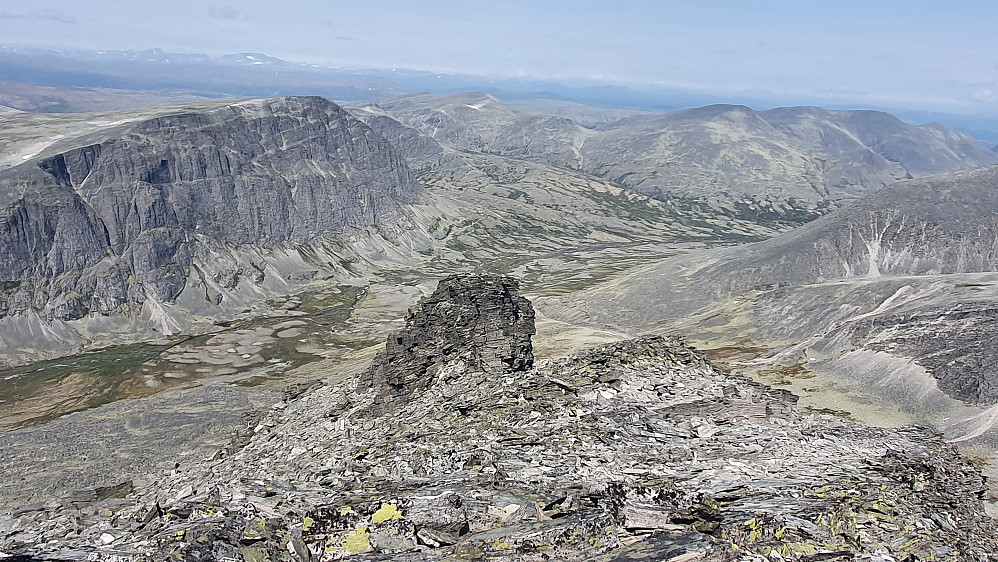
left=239, top=546, right=269, bottom=562
left=371, top=503, right=403, bottom=523
left=344, top=527, right=372, bottom=554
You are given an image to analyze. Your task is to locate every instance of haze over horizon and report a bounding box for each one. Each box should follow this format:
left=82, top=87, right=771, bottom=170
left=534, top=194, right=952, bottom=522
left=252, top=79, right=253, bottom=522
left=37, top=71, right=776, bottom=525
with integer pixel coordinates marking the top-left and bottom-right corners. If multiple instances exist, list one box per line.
left=1, top=0, right=997, bottom=115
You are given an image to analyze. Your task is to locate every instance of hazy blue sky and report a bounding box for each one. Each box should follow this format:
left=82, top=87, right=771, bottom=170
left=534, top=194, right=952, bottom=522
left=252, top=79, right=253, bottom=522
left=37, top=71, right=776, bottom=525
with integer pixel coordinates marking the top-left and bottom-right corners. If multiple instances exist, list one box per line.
left=1, top=0, right=996, bottom=113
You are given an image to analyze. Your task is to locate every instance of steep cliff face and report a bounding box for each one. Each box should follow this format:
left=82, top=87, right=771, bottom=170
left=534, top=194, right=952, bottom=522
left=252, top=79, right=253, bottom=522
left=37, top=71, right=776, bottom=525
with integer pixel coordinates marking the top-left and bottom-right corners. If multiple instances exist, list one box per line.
left=0, top=96, right=422, bottom=321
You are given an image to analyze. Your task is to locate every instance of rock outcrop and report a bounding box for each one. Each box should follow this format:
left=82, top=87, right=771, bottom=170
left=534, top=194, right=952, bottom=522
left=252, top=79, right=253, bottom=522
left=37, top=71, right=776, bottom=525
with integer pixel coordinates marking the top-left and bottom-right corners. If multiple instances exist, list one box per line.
left=364, top=274, right=535, bottom=409
left=0, top=96, right=422, bottom=322
left=2, top=285, right=995, bottom=561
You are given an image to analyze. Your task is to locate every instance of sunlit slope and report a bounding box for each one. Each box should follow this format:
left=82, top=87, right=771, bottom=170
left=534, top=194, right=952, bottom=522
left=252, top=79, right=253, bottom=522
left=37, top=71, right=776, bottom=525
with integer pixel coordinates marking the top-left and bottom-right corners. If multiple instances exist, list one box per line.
left=542, top=166, right=998, bottom=444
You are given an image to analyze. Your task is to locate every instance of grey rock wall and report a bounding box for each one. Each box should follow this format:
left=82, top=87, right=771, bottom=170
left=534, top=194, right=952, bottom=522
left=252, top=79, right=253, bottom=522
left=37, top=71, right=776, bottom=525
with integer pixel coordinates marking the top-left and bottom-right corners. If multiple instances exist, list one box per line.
left=0, top=96, right=422, bottom=320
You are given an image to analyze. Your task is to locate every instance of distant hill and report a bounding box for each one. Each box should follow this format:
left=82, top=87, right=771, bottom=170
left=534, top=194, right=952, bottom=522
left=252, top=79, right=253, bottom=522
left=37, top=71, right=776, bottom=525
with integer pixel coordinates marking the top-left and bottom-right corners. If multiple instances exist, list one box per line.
left=366, top=93, right=998, bottom=226
left=582, top=104, right=997, bottom=202
left=505, top=98, right=657, bottom=128
left=365, top=92, right=593, bottom=169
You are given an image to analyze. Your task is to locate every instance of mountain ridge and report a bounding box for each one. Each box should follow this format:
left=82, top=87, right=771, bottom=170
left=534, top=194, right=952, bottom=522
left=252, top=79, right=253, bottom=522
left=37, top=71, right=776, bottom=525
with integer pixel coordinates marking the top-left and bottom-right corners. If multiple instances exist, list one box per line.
left=3, top=276, right=996, bottom=560
left=366, top=93, right=998, bottom=227
left=0, top=96, right=422, bottom=325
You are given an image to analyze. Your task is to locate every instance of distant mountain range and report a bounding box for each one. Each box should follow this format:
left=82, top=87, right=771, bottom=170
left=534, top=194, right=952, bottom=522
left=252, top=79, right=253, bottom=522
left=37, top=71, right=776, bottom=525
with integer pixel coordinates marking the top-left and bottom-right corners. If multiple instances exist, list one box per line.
left=357, top=92, right=997, bottom=227
left=3, top=46, right=998, bottom=145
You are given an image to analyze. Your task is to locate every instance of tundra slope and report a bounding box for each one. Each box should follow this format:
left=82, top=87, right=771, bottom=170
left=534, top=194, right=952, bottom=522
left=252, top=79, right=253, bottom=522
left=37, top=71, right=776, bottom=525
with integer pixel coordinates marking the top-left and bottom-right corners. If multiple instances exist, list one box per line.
left=585, top=105, right=998, bottom=203
left=350, top=102, right=786, bottom=244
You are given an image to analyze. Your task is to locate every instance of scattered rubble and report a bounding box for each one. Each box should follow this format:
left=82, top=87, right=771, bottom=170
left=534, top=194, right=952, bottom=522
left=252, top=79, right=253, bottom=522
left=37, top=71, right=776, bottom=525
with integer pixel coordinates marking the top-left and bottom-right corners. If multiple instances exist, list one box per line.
left=2, top=275, right=995, bottom=560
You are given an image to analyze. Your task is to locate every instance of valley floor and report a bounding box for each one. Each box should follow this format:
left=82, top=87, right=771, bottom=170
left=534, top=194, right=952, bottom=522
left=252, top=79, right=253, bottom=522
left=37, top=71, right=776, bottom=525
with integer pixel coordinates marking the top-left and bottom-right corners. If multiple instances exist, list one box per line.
left=0, top=242, right=672, bottom=509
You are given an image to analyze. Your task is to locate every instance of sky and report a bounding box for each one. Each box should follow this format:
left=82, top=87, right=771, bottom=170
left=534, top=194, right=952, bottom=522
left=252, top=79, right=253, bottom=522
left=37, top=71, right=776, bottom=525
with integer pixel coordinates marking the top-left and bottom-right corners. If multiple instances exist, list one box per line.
left=1, top=0, right=996, bottom=114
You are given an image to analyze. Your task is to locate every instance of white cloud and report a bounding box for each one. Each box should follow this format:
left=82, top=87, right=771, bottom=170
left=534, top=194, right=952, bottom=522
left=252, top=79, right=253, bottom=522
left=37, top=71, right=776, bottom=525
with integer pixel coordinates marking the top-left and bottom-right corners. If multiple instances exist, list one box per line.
left=208, top=5, right=240, bottom=20
left=971, top=89, right=997, bottom=103
left=0, top=9, right=76, bottom=24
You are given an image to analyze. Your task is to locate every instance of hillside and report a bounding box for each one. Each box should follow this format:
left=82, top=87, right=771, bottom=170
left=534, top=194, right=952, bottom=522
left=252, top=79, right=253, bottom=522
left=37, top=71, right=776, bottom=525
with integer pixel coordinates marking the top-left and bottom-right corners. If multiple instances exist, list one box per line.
left=541, top=165, right=998, bottom=450
left=4, top=276, right=995, bottom=561
left=366, top=94, right=998, bottom=227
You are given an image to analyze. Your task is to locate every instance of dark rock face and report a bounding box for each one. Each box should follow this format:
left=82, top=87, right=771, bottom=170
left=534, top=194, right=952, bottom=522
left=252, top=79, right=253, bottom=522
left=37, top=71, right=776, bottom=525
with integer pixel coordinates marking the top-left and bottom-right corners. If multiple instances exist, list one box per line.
left=0, top=96, right=422, bottom=320
left=365, top=274, right=535, bottom=405
left=860, top=302, right=998, bottom=405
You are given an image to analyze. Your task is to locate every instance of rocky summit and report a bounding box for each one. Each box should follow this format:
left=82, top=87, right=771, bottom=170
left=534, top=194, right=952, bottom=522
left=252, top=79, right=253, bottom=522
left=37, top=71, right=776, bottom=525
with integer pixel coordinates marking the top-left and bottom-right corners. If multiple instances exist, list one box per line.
left=363, top=274, right=535, bottom=412
left=2, top=274, right=996, bottom=561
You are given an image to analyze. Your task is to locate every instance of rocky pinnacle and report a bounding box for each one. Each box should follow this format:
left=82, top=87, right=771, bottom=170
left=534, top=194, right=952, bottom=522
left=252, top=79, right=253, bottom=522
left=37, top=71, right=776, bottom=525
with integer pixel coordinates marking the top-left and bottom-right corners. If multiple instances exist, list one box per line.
left=363, top=274, right=535, bottom=411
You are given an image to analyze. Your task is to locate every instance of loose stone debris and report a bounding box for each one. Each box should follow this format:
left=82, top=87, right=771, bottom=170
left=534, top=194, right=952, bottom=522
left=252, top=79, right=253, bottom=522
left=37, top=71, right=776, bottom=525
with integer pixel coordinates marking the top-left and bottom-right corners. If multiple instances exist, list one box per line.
left=1, top=275, right=996, bottom=560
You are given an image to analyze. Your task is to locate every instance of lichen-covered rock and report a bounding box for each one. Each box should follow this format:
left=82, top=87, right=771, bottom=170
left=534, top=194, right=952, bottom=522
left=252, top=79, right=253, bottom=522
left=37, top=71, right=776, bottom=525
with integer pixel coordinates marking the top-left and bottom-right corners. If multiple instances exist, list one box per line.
left=363, top=274, right=535, bottom=410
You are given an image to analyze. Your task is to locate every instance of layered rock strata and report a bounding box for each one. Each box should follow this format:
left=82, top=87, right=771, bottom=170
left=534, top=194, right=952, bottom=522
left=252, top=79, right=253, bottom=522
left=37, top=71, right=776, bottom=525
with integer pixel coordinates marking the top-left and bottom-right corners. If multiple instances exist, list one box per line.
left=0, top=96, right=421, bottom=321
left=1, top=279, right=995, bottom=561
